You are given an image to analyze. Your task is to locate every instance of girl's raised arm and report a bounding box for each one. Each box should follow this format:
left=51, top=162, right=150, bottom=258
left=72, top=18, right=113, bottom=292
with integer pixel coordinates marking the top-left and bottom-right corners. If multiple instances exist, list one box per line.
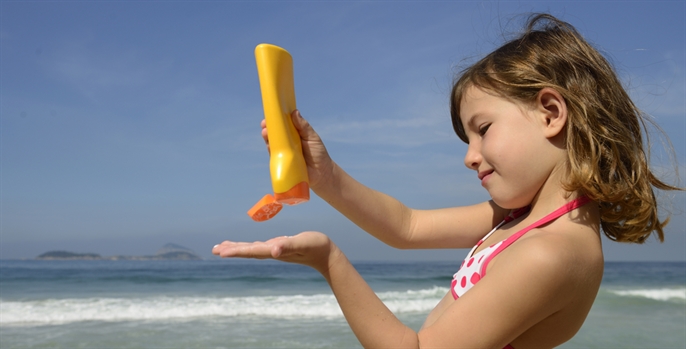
left=263, top=111, right=509, bottom=249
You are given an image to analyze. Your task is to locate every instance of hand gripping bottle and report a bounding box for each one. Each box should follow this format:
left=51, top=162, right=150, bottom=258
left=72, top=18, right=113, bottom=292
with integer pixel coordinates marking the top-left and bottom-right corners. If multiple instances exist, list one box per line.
left=248, top=44, right=310, bottom=222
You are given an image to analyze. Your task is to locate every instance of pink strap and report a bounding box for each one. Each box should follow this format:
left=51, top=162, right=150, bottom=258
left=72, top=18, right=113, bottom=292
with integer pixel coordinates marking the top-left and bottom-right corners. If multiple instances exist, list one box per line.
left=505, top=206, right=531, bottom=223
left=480, top=196, right=592, bottom=278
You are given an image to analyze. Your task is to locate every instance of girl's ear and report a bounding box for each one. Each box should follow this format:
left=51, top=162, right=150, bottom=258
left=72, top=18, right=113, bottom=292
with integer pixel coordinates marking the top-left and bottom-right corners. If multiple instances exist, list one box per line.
left=536, top=87, right=568, bottom=139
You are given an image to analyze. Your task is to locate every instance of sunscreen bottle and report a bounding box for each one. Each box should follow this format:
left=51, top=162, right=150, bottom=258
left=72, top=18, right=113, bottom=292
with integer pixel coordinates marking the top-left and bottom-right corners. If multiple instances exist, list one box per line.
left=248, top=44, right=310, bottom=221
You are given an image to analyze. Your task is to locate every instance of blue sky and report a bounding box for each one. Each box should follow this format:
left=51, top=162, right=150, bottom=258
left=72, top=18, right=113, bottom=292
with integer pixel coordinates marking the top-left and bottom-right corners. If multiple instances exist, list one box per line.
left=2, top=1, right=684, bottom=261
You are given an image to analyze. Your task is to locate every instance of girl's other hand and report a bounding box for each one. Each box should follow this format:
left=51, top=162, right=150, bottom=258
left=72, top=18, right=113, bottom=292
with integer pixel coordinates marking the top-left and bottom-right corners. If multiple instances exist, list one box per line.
left=212, top=232, right=341, bottom=274
left=261, top=110, right=335, bottom=191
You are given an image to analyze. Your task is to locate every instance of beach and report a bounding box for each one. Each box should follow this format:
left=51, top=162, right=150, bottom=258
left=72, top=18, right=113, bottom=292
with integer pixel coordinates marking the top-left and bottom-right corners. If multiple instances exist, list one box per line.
left=1, top=260, right=684, bottom=348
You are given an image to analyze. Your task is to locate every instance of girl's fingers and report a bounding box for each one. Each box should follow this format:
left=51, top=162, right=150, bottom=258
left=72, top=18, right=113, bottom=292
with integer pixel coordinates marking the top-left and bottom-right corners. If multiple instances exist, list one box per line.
left=212, top=240, right=251, bottom=256
left=260, top=120, right=271, bottom=154
left=212, top=237, right=292, bottom=259
left=218, top=242, right=270, bottom=259
left=261, top=119, right=268, bottom=141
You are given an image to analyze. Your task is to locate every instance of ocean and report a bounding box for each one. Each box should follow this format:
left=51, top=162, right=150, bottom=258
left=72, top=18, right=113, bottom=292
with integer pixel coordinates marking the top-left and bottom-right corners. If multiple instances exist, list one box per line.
left=1, top=260, right=684, bottom=348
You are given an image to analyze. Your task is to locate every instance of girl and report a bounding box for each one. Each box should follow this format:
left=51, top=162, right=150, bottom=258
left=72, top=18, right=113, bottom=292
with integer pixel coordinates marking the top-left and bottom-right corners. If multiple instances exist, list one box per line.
left=213, top=14, right=682, bottom=348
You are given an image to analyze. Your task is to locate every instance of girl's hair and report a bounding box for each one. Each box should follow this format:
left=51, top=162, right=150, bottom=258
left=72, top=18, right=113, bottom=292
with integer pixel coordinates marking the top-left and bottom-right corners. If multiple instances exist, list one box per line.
left=450, top=13, right=682, bottom=243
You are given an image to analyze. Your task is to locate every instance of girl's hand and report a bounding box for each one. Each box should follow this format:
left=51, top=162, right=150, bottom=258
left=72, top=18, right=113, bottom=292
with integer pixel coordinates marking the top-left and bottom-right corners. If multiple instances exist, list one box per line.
left=212, top=231, right=341, bottom=274
left=261, top=110, right=334, bottom=191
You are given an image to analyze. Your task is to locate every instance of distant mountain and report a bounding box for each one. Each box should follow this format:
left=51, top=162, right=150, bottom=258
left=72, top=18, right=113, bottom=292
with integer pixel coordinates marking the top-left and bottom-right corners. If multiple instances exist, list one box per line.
left=37, top=251, right=102, bottom=260
left=150, top=243, right=201, bottom=260
left=36, top=244, right=202, bottom=260
left=156, top=243, right=194, bottom=256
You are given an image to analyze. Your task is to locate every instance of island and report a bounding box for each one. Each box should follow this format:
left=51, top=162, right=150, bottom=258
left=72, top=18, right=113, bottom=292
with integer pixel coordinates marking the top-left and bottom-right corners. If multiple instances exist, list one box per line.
left=36, top=251, right=102, bottom=260
left=36, top=243, right=202, bottom=260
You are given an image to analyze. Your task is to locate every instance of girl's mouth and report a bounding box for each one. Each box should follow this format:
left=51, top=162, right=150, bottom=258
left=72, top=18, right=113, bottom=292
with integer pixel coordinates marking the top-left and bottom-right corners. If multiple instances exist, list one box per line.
left=478, top=170, right=494, bottom=186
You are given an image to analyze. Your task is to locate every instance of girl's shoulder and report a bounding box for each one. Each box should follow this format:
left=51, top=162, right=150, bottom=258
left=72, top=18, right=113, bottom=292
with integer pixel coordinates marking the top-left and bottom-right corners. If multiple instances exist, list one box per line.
left=470, top=209, right=604, bottom=348
left=485, top=223, right=604, bottom=321
left=498, top=207, right=604, bottom=282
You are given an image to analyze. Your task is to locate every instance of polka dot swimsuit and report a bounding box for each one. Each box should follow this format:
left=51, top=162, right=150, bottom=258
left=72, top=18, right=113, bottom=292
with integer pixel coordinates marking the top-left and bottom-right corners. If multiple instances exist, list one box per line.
left=451, top=196, right=592, bottom=300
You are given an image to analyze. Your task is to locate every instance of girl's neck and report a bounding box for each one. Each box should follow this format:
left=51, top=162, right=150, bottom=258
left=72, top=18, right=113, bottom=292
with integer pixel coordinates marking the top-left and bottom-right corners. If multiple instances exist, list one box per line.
left=526, top=164, right=580, bottom=217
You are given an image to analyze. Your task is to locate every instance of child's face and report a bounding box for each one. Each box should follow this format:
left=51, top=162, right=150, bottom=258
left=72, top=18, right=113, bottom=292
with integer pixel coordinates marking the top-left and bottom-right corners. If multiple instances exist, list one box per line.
left=459, top=86, right=558, bottom=209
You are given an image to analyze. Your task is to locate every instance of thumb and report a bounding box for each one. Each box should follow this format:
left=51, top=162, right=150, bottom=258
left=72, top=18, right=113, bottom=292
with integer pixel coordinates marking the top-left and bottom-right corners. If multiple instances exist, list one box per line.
left=291, top=110, right=320, bottom=142
left=270, top=235, right=292, bottom=258
left=271, top=244, right=283, bottom=258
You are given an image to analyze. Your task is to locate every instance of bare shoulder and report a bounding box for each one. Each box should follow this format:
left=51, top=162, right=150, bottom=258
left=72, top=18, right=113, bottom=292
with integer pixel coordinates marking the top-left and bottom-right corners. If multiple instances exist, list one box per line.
left=418, top=208, right=604, bottom=348
left=494, top=211, right=604, bottom=302
left=419, top=216, right=603, bottom=348
left=519, top=212, right=600, bottom=265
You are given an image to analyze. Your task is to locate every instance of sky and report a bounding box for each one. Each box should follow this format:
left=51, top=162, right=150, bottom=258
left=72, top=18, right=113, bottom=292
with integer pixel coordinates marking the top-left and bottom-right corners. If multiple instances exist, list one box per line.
left=2, top=1, right=684, bottom=261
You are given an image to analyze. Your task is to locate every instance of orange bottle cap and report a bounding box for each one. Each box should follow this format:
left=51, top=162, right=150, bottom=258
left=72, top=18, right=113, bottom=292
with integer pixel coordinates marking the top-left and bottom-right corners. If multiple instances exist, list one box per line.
left=274, top=181, right=310, bottom=206
left=248, top=194, right=283, bottom=222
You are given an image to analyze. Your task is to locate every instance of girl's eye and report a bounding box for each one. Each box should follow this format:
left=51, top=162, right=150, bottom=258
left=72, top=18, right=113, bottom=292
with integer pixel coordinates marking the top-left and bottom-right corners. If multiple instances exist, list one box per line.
left=478, top=124, right=491, bottom=136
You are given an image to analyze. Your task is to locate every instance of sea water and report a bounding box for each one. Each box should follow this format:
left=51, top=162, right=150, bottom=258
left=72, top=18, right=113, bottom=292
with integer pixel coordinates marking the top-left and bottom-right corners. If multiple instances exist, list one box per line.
left=0, top=260, right=683, bottom=348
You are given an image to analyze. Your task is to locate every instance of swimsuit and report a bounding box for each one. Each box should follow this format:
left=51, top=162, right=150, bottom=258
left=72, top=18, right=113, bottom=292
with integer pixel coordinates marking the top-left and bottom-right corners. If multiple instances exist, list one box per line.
left=450, top=196, right=592, bottom=349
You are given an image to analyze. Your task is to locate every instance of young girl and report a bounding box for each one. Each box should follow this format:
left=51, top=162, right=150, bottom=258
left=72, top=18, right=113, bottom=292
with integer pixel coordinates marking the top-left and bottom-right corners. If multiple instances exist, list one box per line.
left=213, top=14, right=682, bottom=348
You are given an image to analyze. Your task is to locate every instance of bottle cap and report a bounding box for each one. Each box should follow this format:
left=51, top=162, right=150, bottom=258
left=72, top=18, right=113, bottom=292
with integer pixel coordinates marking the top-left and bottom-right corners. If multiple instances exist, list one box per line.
left=247, top=194, right=283, bottom=222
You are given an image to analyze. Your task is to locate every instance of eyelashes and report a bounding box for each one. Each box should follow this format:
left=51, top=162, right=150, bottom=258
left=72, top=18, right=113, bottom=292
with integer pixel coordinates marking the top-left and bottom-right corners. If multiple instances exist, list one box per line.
left=478, top=123, right=491, bottom=136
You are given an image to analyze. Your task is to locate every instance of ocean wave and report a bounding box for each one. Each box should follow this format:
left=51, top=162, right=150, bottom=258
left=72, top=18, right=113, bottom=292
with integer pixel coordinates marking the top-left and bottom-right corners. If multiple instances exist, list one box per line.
left=0, top=286, right=449, bottom=326
left=607, top=288, right=686, bottom=302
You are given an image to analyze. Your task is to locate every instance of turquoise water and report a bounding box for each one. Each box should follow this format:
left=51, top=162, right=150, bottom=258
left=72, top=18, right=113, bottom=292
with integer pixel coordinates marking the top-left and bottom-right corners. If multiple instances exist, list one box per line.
left=1, top=260, right=684, bottom=348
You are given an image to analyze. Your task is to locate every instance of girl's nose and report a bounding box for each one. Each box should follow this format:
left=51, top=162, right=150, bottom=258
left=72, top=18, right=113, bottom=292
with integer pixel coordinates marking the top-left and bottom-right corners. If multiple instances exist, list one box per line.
left=463, top=143, right=481, bottom=171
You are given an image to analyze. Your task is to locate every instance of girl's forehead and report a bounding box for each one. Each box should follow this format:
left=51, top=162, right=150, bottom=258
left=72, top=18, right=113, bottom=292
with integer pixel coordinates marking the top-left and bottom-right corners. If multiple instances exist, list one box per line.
left=459, top=86, right=498, bottom=121
left=461, top=86, right=491, bottom=104
left=459, top=86, right=535, bottom=129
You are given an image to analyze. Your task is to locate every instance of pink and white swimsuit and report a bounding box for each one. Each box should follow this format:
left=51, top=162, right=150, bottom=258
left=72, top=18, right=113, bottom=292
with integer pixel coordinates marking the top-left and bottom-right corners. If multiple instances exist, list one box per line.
left=451, top=197, right=592, bottom=298
left=450, top=197, right=592, bottom=349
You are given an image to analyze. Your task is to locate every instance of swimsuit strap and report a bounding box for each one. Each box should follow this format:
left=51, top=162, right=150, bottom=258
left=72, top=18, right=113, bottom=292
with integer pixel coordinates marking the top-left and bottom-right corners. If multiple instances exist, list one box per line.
left=467, top=205, right=532, bottom=258
left=513, top=196, right=591, bottom=235
left=480, top=196, right=592, bottom=278
left=504, top=206, right=531, bottom=223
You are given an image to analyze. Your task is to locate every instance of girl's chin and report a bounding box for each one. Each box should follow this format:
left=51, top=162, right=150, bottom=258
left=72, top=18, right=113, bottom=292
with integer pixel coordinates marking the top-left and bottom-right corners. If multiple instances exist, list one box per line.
left=489, top=194, right=531, bottom=210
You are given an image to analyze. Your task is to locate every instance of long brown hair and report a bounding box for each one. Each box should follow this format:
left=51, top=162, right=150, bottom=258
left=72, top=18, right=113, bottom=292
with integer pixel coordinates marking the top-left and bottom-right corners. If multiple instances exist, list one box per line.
left=450, top=13, right=682, bottom=243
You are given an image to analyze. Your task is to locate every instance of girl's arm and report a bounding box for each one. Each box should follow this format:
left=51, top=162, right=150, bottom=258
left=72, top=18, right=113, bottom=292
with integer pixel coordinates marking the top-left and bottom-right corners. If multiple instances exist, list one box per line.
left=267, top=111, right=509, bottom=249
left=212, top=232, right=581, bottom=348
left=213, top=232, right=418, bottom=347
left=317, top=162, right=507, bottom=249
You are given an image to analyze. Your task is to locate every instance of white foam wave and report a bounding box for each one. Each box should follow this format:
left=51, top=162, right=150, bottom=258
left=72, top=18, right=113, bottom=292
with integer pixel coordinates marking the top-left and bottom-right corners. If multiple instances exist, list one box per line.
left=608, top=288, right=686, bottom=302
left=0, top=286, right=449, bottom=326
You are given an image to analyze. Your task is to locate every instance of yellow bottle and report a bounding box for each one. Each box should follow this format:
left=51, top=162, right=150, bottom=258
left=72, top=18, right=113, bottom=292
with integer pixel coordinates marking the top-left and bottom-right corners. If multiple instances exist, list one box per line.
left=248, top=44, right=309, bottom=221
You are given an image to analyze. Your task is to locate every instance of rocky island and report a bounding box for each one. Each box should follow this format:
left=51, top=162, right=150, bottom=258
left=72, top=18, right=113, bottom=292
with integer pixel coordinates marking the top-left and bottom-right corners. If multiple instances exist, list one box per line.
left=36, top=251, right=102, bottom=260
left=36, top=243, right=202, bottom=260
